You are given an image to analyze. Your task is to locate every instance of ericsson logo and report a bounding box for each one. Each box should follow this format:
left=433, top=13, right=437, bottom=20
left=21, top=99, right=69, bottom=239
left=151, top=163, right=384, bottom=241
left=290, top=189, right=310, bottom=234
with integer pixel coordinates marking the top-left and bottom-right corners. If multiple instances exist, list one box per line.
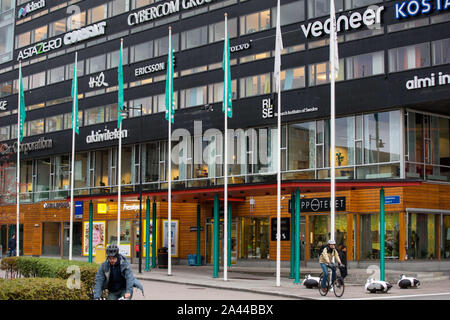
left=18, top=0, right=45, bottom=18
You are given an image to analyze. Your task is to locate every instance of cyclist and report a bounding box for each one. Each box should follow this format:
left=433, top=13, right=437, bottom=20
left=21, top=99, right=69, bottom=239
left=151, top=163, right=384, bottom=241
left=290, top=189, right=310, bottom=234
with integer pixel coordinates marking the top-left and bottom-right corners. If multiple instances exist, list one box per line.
left=319, top=240, right=342, bottom=294
left=93, top=244, right=144, bottom=300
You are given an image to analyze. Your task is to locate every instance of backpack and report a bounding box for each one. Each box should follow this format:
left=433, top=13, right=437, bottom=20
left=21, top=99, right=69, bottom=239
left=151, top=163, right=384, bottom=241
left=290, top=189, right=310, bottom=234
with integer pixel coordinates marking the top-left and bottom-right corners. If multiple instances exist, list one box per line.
left=318, top=245, right=328, bottom=259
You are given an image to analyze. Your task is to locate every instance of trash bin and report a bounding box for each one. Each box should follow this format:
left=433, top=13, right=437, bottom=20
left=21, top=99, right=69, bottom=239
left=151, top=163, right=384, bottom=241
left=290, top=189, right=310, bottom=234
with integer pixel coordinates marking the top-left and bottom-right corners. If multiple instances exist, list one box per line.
left=95, top=245, right=106, bottom=264
left=187, top=254, right=203, bottom=266
left=158, top=247, right=168, bottom=269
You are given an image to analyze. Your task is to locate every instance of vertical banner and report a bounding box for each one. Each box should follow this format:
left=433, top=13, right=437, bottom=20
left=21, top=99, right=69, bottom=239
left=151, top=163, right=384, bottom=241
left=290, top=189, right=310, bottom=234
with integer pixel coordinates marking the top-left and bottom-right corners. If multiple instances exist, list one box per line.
left=163, top=219, right=179, bottom=257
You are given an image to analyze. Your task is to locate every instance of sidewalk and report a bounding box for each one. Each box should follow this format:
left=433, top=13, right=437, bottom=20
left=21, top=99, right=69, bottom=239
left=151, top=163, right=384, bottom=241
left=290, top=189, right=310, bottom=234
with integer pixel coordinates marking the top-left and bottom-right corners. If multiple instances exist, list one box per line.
left=131, top=264, right=450, bottom=300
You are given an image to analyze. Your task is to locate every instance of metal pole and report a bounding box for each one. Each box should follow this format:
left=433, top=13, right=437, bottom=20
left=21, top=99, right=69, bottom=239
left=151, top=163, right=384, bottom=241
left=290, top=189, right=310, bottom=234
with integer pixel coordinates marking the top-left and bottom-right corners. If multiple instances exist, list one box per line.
left=145, top=197, right=150, bottom=271
left=69, top=52, right=77, bottom=261
left=294, top=188, right=301, bottom=284
left=167, top=27, right=173, bottom=277
left=89, top=200, right=93, bottom=263
left=228, top=204, right=232, bottom=267
left=380, top=187, right=385, bottom=281
left=16, top=62, right=21, bottom=258
left=138, top=105, right=143, bottom=273
left=152, top=200, right=157, bottom=268
left=196, top=203, right=201, bottom=266
left=118, top=122, right=122, bottom=248
left=330, top=0, right=337, bottom=243
left=290, top=194, right=295, bottom=279
left=213, top=193, right=219, bottom=278
left=223, top=13, right=229, bottom=282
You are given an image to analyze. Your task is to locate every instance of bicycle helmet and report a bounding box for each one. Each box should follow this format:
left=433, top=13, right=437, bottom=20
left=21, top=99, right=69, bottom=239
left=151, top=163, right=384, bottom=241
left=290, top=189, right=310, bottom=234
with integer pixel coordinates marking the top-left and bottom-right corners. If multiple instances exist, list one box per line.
left=328, top=240, right=336, bottom=245
left=106, top=244, right=119, bottom=257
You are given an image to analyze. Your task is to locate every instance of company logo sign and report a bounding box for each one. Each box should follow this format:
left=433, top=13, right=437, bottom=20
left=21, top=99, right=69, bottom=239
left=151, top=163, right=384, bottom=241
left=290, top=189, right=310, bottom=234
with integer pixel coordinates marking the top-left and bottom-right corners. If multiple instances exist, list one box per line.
left=86, top=128, right=128, bottom=144
left=406, top=71, right=450, bottom=90
left=230, top=42, right=252, bottom=53
left=18, top=0, right=45, bottom=19
left=89, top=72, right=109, bottom=89
left=128, top=0, right=218, bottom=26
left=0, top=137, right=53, bottom=155
left=0, top=100, right=7, bottom=111
left=17, top=22, right=106, bottom=61
left=301, top=5, right=384, bottom=38
left=43, top=202, right=70, bottom=209
left=301, top=197, right=346, bottom=212
left=395, top=0, right=449, bottom=19
left=262, top=98, right=319, bottom=119
left=135, top=62, right=166, bottom=77
left=98, top=204, right=108, bottom=214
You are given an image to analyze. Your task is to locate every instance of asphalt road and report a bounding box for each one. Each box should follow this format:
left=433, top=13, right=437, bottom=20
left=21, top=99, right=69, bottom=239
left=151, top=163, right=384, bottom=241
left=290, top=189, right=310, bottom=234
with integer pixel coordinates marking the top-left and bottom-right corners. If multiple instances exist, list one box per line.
left=132, top=280, right=297, bottom=300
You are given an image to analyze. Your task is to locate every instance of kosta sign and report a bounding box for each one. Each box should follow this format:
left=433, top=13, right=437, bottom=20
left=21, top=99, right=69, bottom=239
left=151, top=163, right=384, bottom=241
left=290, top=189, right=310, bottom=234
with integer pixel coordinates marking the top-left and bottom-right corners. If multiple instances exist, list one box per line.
left=17, top=0, right=45, bottom=19
left=395, top=0, right=449, bottom=19
left=17, top=22, right=107, bottom=61
left=301, top=5, right=384, bottom=38
left=128, top=0, right=218, bottom=26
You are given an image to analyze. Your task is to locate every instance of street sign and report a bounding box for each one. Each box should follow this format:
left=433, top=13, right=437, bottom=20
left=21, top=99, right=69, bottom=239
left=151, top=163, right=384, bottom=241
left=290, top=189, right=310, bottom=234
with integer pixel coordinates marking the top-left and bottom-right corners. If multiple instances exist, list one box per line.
left=75, top=201, right=83, bottom=218
left=385, top=196, right=401, bottom=205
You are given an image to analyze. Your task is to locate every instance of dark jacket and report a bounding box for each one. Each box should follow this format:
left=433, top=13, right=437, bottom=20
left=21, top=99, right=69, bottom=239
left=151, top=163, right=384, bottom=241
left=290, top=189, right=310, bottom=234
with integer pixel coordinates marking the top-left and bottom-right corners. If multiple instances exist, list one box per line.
left=93, top=254, right=144, bottom=299
left=8, top=238, right=16, bottom=251
left=338, top=250, right=347, bottom=266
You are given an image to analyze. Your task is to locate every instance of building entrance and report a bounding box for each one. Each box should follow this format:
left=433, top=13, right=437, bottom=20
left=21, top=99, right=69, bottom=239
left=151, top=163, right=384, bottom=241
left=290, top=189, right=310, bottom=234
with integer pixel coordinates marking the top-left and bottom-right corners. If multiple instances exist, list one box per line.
left=62, top=222, right=82, bottom=257
left=205, top=218, right=238, bottom=265
left=238, top=217, right=269, bottom=260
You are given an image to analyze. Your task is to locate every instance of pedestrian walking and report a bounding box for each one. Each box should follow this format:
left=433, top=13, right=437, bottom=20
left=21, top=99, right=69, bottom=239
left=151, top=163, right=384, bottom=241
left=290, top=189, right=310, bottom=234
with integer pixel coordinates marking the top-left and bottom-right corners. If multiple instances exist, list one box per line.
left=338, top=245, right=348, bottom=279
left=8, top=234, right=16, bottom=257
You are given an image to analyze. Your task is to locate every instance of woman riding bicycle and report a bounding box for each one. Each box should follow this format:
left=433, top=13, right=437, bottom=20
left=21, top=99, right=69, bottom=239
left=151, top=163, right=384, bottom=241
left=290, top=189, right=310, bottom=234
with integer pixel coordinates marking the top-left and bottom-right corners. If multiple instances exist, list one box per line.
left=319, top=240, right=342, bottom=294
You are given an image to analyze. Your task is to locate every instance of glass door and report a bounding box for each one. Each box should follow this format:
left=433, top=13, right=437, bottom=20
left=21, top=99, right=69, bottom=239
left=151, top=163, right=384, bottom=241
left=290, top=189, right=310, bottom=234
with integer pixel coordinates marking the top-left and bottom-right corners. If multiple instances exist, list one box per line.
left=205, top=218, right=238, bottom=265
left=62, top=222, right=82, bottom=257
left=238, top=217, right=269, bottom=260
left=408, top=213, right=439, bottom=259
left=444, top=215, right=450, bottom=259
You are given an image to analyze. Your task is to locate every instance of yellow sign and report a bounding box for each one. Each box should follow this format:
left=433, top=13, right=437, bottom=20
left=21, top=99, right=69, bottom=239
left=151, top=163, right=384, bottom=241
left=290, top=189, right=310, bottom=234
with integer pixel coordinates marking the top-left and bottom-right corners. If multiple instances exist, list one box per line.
left=98, top=203, right=108, bottom=214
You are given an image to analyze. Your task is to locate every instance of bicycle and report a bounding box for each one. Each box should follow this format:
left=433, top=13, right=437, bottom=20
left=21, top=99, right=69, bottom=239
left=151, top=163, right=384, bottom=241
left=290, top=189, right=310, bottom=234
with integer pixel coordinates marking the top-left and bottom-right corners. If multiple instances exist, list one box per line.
left=318, top=263, right=345, bottom=298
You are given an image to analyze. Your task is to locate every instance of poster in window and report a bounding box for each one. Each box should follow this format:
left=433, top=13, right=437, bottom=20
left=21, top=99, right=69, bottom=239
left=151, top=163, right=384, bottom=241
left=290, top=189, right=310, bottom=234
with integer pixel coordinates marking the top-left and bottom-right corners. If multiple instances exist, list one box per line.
left=83, top=221, right=105, bottom=256
left=163, top=219, right=179, bottom=257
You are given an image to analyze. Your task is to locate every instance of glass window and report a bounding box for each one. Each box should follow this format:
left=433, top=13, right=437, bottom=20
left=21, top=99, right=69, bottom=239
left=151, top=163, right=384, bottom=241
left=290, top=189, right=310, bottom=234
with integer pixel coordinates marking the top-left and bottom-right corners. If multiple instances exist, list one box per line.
left=281, top=67, right=305, bottom=91
left=444, top=215, right=450, bottom=259
left=74, top=152, right=88, bottom=188
left=32, top=25, right=47, bottom=43
left=181, top=26, right=208, bottom=50
left=105, top=104, right=119, bottom=122
left=240, top=10, right=271, bottom=35
left=68, top=11, right=86, bottom=31
left=109, top=0, right=128, bottom=17
left=130, top=96, right=152, bottom=116
left=432, top=38, right=450, bottom=66
left=85, top=106, right=105, bottom=126
left=87, top=54, right=106, bottom=74
left=0, top=24, right=14, bottom=58
left=47, top=65, right=65, bottom=84
left=107, top=49, right=129, bottom=69
left=271, top=0, right=305, bottom=27
left=309, top=60, right=344, bottom=86
left=154, top=34, right=179, bottom=57
left=239, top=73, right=271, bottom=98
left=0, top=126, right=9, bottom=141
left=20, top=160, right=33, bottom=193
left=364, top=111, right=401, bottom=165
left=209, top=18, right=237, bottom=43
left=54, top=155, right=70, bottom=191
left=131, top=40, right=153, bottom=63
left=16, top=31, right=30, bottom=49
left=144, top=142, right=160, bottom=182
left=309, top=215, right=329, bottom=258
left=207, top=80, right=237, bottom=104
left=28, top=119, right=44, bottom=136
left=345, top=0, right=382, bottom=10
left=49, top=19, right=66, bottom=37
left=65, top=112, right=83, bottom=130
left=288, top=122, right=316, bottom=170
left=36, top=158, right=51, bottom=193
left=359, top=214, right=380, bottom=259
left=346, top=51, right=385, bottom=80
left=88, top=4, right=107, bottom=24
left=107, top=220, right=132, bottom=244
left=132, top=0, right=154, bottom=10
left=389, top=42, right=431, bottom=73
left=94, top=149, right=109, bottom=186
left=180, top=86, right=207, bottom=109
left=46, top=114, right=64, bottom=132
left=0, top=80, right=12, bottom=97
left=335, top=116, right=355, bottom=167
left=30, top=72, right=46, bottom=89
left=308, top=0, right=344, bottom=19
left=408, top=213, right=439, bottom=259
left=66, top=60, right=85, bottom=79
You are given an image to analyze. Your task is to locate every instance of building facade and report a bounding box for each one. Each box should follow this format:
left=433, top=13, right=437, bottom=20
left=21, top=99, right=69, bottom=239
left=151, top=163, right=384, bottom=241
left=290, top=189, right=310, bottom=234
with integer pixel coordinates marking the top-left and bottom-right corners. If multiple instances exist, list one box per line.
left=0, top=0, right=449, bottom=265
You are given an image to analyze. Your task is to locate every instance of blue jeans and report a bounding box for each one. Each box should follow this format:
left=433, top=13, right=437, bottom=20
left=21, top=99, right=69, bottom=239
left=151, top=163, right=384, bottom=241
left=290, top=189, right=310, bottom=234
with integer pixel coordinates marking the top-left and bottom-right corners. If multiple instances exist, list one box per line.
left=320, top=263, right=336, bottom=288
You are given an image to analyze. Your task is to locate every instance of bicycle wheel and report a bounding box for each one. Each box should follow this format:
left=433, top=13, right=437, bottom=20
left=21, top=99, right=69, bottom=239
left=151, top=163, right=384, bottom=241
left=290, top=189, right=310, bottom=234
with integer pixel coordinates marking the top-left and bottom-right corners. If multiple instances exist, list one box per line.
left=318, top=273, right=329, bottom=296
left=333, top=277, right=345, bottom=298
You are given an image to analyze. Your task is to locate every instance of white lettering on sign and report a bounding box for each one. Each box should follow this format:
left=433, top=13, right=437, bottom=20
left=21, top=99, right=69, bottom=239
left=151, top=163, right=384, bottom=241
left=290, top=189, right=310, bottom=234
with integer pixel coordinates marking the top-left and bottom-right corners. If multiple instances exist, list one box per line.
left=135, top=62, right=166, bottom=77
left=0, top=137, right=53, bottom=155
left=128, top=0, right=216, bottom=26
left=86, top=129, right=128, bottom=144
left=230, top=42, right=251, bottom=53
left=0, top=101, right=7, bottom=111
left=406, top=72, right=450, bottom=90
left=395, top=0, right=449, bottom=20
left=17, top=22, right=106, bottom=61
left=262, top=98, right=274, bottom=119
left=17, top=0, right=45, bottom=19
left=300, top=5, right=384, bottom=38
left=89, top=72, right=109, bottom=88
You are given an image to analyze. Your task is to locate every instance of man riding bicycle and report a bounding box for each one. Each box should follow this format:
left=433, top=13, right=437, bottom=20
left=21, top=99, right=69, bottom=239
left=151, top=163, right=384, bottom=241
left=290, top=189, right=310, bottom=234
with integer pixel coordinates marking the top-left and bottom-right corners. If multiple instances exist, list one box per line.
left=93, top=244, right=144, bottom=300
left=319, top=240, right=343, bottom=293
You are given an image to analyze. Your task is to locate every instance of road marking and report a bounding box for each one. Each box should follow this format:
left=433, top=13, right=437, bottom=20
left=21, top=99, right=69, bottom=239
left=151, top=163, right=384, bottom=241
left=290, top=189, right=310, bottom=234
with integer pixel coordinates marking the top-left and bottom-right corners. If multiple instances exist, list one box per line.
left=346, top=292, right=450, bottom=300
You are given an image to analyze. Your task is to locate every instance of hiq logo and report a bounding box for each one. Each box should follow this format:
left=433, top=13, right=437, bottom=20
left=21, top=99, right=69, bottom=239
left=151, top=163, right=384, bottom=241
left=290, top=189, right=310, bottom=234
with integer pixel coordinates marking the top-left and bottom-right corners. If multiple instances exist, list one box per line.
left=395, top=0, right=450, bottom=20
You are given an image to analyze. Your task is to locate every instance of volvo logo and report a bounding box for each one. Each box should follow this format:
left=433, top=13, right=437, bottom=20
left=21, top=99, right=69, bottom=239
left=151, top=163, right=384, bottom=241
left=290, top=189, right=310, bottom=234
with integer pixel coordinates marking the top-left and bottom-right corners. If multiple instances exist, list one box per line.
left=230, top=41, right=252, bottom=53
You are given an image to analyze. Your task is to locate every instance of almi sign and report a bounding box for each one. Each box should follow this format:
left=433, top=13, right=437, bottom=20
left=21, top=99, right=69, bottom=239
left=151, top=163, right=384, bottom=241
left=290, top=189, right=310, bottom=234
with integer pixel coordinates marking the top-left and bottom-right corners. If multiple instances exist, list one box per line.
left=128, top=0, right=218, bottom=26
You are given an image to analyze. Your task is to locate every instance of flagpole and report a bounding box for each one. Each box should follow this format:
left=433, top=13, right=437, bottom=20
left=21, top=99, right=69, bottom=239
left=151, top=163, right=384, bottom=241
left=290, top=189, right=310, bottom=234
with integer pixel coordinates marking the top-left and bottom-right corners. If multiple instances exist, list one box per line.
left=274, top=0, right=283, bottom=287
left=330, top=0, right=337, bottom=243
left=168, top=26, right=173, bottom=277
left=117, top=39, right=123, bottom=248
left=69, top=52, right=78, bottom=261
left=16, top=62, right=22, bottom=257
left=223, top=13, right=228, bottom=282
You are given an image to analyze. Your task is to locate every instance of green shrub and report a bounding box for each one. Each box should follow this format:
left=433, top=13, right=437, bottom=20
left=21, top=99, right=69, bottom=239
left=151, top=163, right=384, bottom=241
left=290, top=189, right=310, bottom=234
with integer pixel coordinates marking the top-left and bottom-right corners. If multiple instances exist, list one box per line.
left=0, top=278, right=90, bottom=300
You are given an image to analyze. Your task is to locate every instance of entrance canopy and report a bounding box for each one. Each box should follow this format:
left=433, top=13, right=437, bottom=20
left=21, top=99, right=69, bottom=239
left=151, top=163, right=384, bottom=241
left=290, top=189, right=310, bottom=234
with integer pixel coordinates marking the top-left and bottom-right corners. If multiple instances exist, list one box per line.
left=72, top=180, right=423, bottom=203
